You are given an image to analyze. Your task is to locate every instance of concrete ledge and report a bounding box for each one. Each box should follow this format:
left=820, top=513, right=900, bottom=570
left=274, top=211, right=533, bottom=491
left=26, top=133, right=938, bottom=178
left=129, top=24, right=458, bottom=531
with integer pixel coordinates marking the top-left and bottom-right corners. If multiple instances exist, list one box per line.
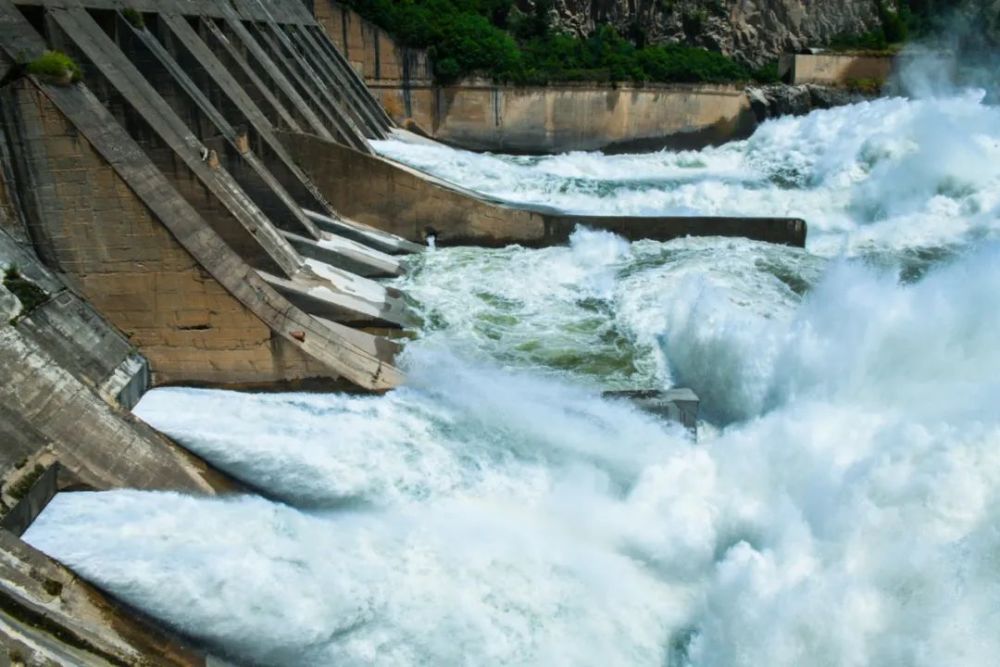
left=282, top=229, right=404, bottom=277
left=0, top=529, right=215, bottom=666
left=604, top=388, right=700, bottom=434
left=542, top=215, right=807, bottom=248
left=283, top=132, right=808, bottom=248
left=259, top=270, right=414, bottom=328
left=304, top=209, right=425, bottom=255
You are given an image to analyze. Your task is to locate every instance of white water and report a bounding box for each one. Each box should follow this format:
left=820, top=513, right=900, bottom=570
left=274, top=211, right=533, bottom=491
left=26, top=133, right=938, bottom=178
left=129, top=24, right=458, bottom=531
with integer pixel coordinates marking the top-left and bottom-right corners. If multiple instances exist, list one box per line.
left=23, top=90, right=1000, bottom=666
left=374, top=91, right=1000, bottom=256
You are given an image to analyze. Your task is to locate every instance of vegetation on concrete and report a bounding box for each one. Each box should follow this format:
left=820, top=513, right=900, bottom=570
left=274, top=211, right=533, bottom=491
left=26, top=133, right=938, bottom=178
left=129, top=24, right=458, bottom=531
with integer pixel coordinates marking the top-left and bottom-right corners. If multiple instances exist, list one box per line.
left=42, top=578, right=63, bottom=598
left=344, top=0, right=774, bottom=85
left=122, top=8, right=146, bottom=29
left=5, top=464, right=45, bottom=502
left=25, top=50, right=81, bottom=85
left=845, top=77, right=884, bottom=95
left=3, top=267, right=47, bottom=323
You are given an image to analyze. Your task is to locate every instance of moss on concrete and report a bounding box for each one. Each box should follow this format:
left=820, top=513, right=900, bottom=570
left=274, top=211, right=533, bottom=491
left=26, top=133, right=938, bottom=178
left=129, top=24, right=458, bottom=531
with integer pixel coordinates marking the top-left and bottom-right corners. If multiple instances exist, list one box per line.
left=3, top=267, right=47, bottom=322
left=26, top=51, right=81, bottom=85
left=5, top=464, right=45, bottom=501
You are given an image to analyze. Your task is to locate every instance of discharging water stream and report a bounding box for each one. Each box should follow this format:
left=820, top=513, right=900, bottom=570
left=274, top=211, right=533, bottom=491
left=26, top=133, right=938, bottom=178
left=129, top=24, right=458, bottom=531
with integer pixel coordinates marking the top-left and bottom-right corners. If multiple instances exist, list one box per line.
left=23, top=89, right=1000, bottom=665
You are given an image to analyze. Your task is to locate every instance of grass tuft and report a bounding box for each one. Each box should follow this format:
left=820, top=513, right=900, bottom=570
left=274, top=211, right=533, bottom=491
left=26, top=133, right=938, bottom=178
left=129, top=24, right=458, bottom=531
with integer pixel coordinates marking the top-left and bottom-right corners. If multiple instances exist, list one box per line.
left=26, top=51, right=81, bottom=85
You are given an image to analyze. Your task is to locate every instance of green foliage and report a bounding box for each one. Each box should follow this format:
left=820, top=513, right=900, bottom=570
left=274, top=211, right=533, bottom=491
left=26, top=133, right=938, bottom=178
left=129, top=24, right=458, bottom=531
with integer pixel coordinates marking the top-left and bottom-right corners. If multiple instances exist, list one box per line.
left=344, top=0, right=751, bottom=85
left=828, top=1, right=958, bottom=52
left=846, top=77, right=883, bottom=94
left=681, top=9, right=706, bottom=36
left=750, top=60, right=781, bottom=84
left=636, top=42, right=747, bottom=83
left=828, top=28, right=891, bottom=52
left=25, top=50, right=81, bottom=84
left=122, top=8, right=145, bottom=29
left=3, top=267, right=47, bottom=321
left=878, top=1, right=909, bottom=43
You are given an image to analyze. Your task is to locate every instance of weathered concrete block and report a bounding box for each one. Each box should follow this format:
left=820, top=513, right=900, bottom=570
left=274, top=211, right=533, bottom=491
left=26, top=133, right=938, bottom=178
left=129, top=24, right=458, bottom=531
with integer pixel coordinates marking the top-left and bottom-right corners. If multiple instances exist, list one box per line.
left=0, top=280, right=21, bottom=322
left=604, top=388, right=700, bottom=435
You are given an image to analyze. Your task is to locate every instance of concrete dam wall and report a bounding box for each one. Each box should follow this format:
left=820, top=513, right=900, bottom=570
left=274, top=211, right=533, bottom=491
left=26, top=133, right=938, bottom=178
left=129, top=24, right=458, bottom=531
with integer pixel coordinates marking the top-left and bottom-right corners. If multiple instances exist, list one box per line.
left=0, top=0, right=808, bottom=661
left=313, top=0, right=892, bottom=154
left=0, top=0, right=417, bottom=660
left=315, top=0, right=759, bottom=153
left=1, top=0, right=411, bottom=392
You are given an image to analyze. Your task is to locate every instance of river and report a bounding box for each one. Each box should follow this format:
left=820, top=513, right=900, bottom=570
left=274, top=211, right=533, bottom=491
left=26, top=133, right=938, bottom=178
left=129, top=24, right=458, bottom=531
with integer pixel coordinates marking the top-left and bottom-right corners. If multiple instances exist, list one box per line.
left=23, top=89, right=1000, bottom=666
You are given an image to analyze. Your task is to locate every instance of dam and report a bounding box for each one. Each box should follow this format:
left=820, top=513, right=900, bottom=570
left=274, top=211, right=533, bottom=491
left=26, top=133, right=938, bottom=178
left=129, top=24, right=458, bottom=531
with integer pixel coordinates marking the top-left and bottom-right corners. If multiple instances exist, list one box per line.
left=1, top=0, right=999, bottom=664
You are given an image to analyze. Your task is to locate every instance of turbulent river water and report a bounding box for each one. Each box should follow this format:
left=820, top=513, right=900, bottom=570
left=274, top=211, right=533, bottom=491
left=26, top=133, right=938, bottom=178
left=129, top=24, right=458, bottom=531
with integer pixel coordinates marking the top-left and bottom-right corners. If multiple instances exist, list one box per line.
left=24, top=89, right=1000, bottom=666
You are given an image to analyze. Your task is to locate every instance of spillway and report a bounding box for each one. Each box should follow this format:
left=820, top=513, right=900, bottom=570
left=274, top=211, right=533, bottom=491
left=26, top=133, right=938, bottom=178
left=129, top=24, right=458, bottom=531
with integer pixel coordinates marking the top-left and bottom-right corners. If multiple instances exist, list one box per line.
left=22, top=89, right=1000, bottom=666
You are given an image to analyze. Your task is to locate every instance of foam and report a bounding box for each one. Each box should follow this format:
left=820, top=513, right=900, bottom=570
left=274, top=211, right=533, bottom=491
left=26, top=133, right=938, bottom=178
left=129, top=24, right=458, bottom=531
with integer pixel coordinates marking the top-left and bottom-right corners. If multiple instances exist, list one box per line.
left=22, top=93, right=1000, bottom=665
left=373, top=92, right=1000, bottom=255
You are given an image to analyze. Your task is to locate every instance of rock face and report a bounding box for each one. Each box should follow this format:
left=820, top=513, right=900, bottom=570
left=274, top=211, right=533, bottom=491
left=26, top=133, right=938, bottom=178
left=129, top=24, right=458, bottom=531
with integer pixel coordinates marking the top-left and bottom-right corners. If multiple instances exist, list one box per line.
left=746, top=83, right=872, bottom=121
left=517, top=0, right=889, bottom=66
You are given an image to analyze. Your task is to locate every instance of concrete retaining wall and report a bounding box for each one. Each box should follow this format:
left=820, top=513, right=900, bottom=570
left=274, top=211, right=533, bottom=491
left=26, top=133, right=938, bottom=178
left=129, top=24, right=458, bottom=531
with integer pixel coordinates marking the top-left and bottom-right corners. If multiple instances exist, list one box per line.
left=281, top=131, right=806, bottom=248
left=315, top=0, right=432, bottom=87
left=316, top=0, right=758, bottom=153
left=783, top=53, right=894, bottom=86
left=382, top=80, right=758, bottom=153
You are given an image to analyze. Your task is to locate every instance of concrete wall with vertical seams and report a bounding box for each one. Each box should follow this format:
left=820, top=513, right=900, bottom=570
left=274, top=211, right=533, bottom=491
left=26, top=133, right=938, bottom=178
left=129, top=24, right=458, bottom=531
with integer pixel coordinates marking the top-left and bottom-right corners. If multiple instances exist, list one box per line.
left=0, top=0, right=409, bottom=392
left=314, top=0, right=761, bottom=153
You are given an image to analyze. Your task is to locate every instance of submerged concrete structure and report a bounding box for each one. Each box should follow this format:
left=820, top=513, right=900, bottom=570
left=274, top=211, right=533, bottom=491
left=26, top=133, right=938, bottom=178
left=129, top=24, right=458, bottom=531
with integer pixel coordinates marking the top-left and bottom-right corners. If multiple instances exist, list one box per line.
left=0, top=0, right=806, bottom=661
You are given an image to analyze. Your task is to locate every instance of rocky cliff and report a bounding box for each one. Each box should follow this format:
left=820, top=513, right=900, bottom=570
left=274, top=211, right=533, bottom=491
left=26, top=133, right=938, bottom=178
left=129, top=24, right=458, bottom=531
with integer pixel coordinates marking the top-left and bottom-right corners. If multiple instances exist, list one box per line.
left=517, top=0, right=890, bottom=66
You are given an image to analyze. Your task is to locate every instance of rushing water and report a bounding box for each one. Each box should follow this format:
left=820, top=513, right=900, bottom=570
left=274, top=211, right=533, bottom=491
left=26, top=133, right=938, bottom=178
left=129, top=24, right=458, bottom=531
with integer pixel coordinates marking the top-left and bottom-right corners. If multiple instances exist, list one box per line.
left=23, top=90, right=1000, bottom=666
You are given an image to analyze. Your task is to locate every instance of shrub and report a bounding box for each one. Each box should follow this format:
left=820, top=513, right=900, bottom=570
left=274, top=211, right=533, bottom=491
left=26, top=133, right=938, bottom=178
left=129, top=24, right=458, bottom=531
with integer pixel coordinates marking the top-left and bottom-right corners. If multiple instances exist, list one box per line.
left=751, top=60, right=781, bottom=84
left=681, top=9, right=706, bottom=36
left=26, top=50, right=81, bottom=84
left=3, top=267, right=47, bottom=321
left=345, top=0, right=752, bottom=85
left=878, top=1, right=909, bottom=43
left=434, top=57, right=462, bottom=83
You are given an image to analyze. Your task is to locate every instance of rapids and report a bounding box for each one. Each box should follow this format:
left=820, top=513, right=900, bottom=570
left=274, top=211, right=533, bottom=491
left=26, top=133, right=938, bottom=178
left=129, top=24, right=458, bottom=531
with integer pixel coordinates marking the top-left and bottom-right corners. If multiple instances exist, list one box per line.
left=23, top=88, right=1000, bottom=666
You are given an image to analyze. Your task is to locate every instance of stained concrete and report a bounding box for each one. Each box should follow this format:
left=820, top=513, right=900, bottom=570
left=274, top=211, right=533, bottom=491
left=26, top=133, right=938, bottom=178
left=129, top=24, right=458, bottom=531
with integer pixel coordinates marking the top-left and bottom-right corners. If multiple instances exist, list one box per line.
left=0, top=227, right=235, bottom=493
left=783, top=52, right=894, bottom=86
left=284, top=132, right=808, bottom=248
left=281, top=229, right=404, bottom=278
left=0, top=0, right=408, bottom=391
left=0, top=529, right=218, bottom=665
left=316, top=0, right=760, bottom=153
